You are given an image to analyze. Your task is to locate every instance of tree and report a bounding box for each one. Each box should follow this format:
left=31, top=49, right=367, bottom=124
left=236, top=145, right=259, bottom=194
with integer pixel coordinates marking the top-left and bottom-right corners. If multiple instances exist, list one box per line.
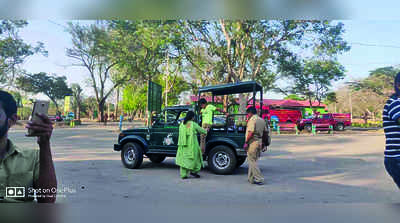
left=0, top=20, right=47, bottom=87
left=71, top=83, right=83, bottom=121
left=66, top=22, right=132, bottom=122
left=81, top=96, right=98, bottom=120
left=109, top=21, right=191, bottom=120
left=179, top=20, right=349, bottom=111
left=343, top=66, right=399, bottom=121
left=121, top=83, right=147, bottom=120
left=16, top=72, right=71, bottom=111
left=108, top=21, right=174, bottom=84
left=284, top=94, right=305, bottom=101
left=283, top=59, right=346, bottom=108
left=324, top=91, right=338, bottom=106
left=353, top=66, right=399, bottom=96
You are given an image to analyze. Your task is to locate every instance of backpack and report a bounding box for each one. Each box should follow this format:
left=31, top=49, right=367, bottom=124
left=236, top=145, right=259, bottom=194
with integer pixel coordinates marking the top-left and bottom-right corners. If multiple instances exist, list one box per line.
left=262, top=122, right=271, bottom=147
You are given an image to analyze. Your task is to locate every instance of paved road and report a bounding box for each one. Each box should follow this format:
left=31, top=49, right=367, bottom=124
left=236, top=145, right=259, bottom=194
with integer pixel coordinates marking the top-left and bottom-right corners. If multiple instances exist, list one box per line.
left=7, top=127, right=400, bottom=222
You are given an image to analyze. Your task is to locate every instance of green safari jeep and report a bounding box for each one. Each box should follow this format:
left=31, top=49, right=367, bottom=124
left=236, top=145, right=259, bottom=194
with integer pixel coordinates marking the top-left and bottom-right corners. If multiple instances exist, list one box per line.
left=114, top=81, right=265, bottom=175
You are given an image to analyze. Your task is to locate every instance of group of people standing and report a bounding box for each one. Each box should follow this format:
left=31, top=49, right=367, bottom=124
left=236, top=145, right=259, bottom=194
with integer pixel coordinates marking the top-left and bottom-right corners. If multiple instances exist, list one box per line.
left=175, top=98, right=268, bottom=185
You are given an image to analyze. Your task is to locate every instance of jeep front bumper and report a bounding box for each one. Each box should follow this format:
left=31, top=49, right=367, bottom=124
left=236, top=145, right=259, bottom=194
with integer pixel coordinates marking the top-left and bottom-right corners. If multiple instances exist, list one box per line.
left=114, top=144, right=121, bottom=151
left=236, top=148, right=247, bottom=157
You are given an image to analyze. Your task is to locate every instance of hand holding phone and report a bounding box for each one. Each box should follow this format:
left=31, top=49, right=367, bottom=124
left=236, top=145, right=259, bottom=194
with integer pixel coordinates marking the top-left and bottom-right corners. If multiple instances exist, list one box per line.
left=26, top=101, right=53, bottom=144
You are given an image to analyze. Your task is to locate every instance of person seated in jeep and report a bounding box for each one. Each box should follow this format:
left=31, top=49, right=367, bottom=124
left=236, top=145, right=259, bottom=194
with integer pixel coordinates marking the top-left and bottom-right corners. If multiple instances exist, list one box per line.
left=199, top=98, right=229, bottom=153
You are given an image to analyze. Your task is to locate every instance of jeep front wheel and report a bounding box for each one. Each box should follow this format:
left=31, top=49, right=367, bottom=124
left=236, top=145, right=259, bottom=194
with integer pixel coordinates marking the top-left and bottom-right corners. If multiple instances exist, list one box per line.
left=208, top=145, right=237, bottom=175
left=121, top=142, right=143, bottom=169
left=148, top=154, right=166, bottom=163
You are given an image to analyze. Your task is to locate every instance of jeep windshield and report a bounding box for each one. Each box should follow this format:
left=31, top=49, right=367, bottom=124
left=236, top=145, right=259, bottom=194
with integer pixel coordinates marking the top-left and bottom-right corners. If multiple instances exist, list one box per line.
left=153, top=107, right=191, bottom=126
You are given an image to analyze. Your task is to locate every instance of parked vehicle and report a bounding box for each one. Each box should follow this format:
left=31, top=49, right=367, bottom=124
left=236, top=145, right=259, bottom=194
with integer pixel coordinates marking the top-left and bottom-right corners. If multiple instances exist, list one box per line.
left=264, top=109, right=302, bottom=123
left=246, top=105, right=302, bottom=123
left=297, top=113, right=351, bottom=132
left=114, top=81, right=267, bottom=175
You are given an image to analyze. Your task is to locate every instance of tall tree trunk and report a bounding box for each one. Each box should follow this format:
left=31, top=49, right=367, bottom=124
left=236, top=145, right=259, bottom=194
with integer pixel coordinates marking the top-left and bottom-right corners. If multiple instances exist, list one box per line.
left=54, top=102, right=59, bottom=114
left=77, top=104, right=81, bottom=121
left=114, top=88, right=119, bottom=121
left=107, top=102, right=110, bottom=121
left=73, top=106, right=77, bottom=120
left=98, top=100, right=105, bottom=122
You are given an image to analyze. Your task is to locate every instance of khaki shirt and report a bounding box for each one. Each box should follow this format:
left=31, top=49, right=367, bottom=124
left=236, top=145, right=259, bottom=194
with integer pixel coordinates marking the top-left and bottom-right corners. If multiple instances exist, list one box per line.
left=0, top=140, right=40, bottom=202
left=246, top=115, right=267, bottom=143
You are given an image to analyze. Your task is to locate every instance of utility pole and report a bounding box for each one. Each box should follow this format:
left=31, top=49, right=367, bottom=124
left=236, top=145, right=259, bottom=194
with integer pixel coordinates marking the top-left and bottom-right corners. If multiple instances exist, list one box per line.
left=164, top=55, right=170, bottom=124
left=165, top=55, right=170, bottom=108
left=345, top=81, right=356, bottom=121
left=115, top=87, right=120, bottom=121
left=349, top=89, right=353, bottom=121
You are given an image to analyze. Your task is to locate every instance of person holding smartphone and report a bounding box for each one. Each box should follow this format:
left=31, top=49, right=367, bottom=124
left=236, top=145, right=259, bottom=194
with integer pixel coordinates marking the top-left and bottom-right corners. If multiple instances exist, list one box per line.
left=0, top=90, right=57, bottom=203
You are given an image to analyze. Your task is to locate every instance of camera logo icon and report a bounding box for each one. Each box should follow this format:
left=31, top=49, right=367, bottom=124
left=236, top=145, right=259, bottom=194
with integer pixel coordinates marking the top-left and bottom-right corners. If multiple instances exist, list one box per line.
left=6, top=187, right=25, bottom=198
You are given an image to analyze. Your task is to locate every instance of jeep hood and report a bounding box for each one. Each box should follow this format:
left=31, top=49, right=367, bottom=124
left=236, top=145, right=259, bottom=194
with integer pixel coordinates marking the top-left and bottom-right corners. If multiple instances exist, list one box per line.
left=123, top=128, right=149, bottom=133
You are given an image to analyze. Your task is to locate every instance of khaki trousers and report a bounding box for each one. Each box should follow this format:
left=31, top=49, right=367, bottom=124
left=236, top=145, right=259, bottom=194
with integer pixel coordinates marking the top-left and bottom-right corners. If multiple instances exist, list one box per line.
left=200, top=123, right=211, bottom=153
left=247, top=140, right=264, bottom=184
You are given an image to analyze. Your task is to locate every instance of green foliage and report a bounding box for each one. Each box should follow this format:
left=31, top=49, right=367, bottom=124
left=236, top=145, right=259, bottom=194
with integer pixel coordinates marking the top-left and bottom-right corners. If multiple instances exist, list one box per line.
left=71, top=83, right=83, bottom=120
left=108, top=21, right=182, bottom=83
left=180, top=20, right=349, bottom=90
left=156, top=73, right=190, bottom=106
left=283, top=59, right=346, bottom=107
left=66, top=22, right=126, bottom=121
left=81, top=96, right=98, bottom=118
left=284, top=94, right=305, bottom=101
left=352, top=121, right=383, bottom=128
left=0, top=20, right=47, bottom=86
left=16, top=72, right=71, bottom=111
left=352, top=66, right=399, bottom=96
left=324, top=92, right=337, bottom=104
left=121, top=84, right=147, bottom=115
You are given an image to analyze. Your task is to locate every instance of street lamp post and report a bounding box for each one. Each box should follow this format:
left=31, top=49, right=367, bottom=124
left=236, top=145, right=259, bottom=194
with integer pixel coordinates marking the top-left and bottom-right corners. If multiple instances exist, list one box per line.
left=349, top=89, right=352, bottom=122
left=345, top=81, right=358, bottom=122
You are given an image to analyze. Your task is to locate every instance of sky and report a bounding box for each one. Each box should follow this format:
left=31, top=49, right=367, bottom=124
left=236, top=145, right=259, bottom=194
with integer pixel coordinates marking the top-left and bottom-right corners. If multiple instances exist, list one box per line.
left=17, top=20, right=400, bottom=100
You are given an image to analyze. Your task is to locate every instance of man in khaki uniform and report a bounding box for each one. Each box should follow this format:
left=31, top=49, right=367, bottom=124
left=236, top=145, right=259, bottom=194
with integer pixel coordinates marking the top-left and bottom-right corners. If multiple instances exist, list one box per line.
left=244, top=107, right=268, bottom=185
left=0, top=90, right=57, bottom=203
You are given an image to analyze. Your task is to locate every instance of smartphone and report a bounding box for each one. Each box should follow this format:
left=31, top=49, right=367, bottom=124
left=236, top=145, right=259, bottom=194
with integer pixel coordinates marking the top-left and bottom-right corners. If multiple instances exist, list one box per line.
left=27, top=100, right=49, bottom=136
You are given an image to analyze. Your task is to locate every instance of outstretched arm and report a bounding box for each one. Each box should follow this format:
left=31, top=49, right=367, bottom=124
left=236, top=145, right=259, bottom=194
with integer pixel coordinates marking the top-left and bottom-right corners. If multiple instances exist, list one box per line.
left=194, top=122, right=207, bottom=135
left=28, top=113, right=57, bottom=203
left=216, top=108, right=229, bottom=116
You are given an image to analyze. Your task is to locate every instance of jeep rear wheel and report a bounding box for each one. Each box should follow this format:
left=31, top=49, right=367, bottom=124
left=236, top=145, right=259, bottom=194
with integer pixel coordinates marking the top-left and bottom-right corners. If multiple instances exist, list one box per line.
left=148, top=154, right=166, bottom=163
left=208, top=145, right=237, bottom=175
left=121, top=142, right=143, bottom=169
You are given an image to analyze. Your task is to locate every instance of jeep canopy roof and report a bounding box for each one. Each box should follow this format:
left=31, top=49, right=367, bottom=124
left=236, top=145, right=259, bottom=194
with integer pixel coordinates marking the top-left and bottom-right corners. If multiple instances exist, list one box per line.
left=198, top=81, right=263, bottom=96
left=164, top=105, right=193, bottom=110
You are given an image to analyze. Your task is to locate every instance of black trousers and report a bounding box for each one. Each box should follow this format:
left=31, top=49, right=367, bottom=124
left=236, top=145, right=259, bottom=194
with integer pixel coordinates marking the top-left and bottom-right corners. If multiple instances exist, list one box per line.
left=384, top=157, right=400, bottom=189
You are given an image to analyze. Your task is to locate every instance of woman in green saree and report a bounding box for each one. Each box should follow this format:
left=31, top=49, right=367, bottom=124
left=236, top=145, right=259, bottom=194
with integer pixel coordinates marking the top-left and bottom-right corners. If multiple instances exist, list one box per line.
left=176, top=111, right=207, bottom=179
